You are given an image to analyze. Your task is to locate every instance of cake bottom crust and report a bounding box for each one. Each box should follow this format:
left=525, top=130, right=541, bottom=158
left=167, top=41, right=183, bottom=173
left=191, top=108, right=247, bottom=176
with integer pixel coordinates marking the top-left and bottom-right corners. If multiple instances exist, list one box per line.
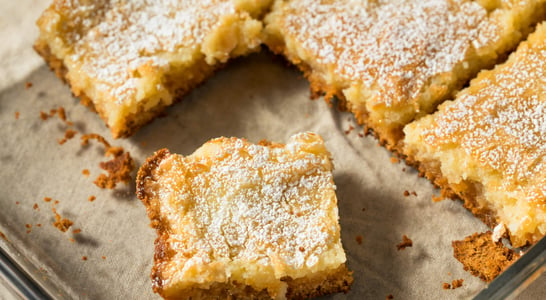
left=160, top=264, right=353, bottom=300
left=403, top=154, right=499, bottom=229
left=34, top=40, right=220, bottom=138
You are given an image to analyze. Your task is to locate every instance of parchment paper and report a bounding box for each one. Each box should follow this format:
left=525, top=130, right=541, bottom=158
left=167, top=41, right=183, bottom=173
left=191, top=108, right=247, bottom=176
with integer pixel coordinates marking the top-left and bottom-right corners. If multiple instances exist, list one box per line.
left=0, top=1, right=544, bottom=299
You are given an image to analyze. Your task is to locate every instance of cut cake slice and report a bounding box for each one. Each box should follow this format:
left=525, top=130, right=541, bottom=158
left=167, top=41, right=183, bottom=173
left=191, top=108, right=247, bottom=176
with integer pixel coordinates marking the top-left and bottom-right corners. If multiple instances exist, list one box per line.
left=263, top=0, right=546, bottom=150
left=35, top=0, right=272, bottom=138
left=404, top=23, right=546, bottom=248
left=136, top=132, right=353, bottom=299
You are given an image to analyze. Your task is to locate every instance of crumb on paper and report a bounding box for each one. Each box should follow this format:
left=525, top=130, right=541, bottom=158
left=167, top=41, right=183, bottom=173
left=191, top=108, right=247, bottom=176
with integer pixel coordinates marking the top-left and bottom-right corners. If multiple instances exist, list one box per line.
left=397, top=235, right=413, bottom=250
left=452, top=231, right=518, bottom=282
left=432, top=195, right=443, bottom=202
left=94, top=151, right=135, bottom=189
left=0, top=231, right=6, bottom=240
left=386, top=294, right=394, bottom=300
left=58, top=129, right=78, bottom=145
left=442, top=283, right=451, bottom=290
left=15, top=111, right=20, bottom=120
left=36, top=224, right=42, bottom=227
left=390, top=157, right=399, bottom=164
left=356, top=235, right=363, bottom=245
left=52, top=208, right=73, bottom=232
left=402, top=167, right=406, bottom=172
left=49, top=108, right=57, bottom=117
left=82, top=169, right=90, bottom=177
left=73, top=228, right=82, bottom=234
left=404, top=190, right=410, bottom=197
left=15, top=201, right=19, bottom=205
left=451, top=279, right=463, bottom=289
left=69, top=238, right=75, bottom=243
left=362, top=207, right=366, bottom=212
left=411, top=191, right=417, bottom=196
left=82, top=256, right=88, bottom=261
left=81, top=133, right=111, bottom=149
left=102, top=256, right=106, bottom=260
left=57, top=107, right=66, bottom=121
left=358, top=133, right=364, bottom=138
left=25, top=82, right=33, bottom=89
left=40, top=111, right=49, bottom=120
left=25, top=224, right=32, bottom=234
left=43, top=197, right=52, bottom=202
left=88, top=195, right=96, bottom=202
left=33, top=203, right=39, bottom=210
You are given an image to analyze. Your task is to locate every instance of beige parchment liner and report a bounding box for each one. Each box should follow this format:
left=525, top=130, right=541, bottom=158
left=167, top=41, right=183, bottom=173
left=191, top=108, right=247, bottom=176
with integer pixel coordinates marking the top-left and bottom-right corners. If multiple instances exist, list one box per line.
left=0, top=1, right=545, bottom=299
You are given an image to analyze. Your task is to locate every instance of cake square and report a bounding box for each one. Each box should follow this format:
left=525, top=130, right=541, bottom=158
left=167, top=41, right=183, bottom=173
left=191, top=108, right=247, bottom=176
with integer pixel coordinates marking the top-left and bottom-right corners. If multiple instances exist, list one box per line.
left=403, top=23, right=546, bottom=248
left=35, top=0, right=271, bottom=138
left=136, top=132, right=353, bottom=299
left=263, top=0, right=546, bottom=150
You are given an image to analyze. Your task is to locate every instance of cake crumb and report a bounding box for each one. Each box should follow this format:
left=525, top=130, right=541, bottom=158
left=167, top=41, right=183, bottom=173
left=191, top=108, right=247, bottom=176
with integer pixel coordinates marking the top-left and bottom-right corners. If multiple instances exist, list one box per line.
left=94, top=151, right=135, bottom=189
left=33, top=203, right=39, bottom=210
left=73, top=228, right=82, bottom=234
left=390, top=157, right=399, bottom=164
left=58, top=129, right=78, bottom=145
left=432, top=195, right=444, bottom=202
left=43, top=197, right=52, bottom=202
left=443, top=283, right=451, bottom=290
left=386, top=294, right=394, bottom=300
left=411, top=191, right=417, bottom=196
left=25, top=82, right=33, bottom=89
left=15, top=201, right=19, bottom=205
left=82, top=169, right=90, bottom=177
left=362, top=207, right=366, bottom=212
left=49, top=108, right=57, bottom=117
left=25, top=224, right=32, bottom=233
left=0, top=231, right=6, bottom=240
left=451, top=279, right=464, bottom=289
left=40, top=111, right=49, bottom=120
left=356, top=235, right=363, bottom=245
left=57, top=107, right=67, bottom=121
left=403, top=190, right=410, bottom=197
left=36, top=224, right=42, bottom=227
left=15, top=111, right=20, bottom=120
left=82, top=256, right=87, bottom=261
left=453, top=231, right=518, bottom=282
left=402, top=167, right=406, bottom=172
left=69, top=238, right=75, bottom=243
left=88, top=195, right=96, bottom=202
left=52, top=208, right=73, bottom=232
left=397, top=235, right=413, bottom=250
left=358, top=133, right=364, bottom=138
left=81, top=133, right=111, bottom=149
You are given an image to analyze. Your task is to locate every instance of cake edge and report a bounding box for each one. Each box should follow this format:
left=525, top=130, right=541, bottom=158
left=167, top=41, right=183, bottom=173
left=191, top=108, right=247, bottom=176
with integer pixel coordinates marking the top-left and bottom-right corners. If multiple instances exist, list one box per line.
left=33, top=39, right=222, bottom=139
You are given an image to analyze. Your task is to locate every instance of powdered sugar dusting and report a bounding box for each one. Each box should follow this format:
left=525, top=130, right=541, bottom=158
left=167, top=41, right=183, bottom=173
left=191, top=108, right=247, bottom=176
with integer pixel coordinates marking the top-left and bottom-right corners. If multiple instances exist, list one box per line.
left=276, top=0, right=496, bottom=106
left=153, top=132, right=341, bottom=273
left=54, top=0, right=237, bottom=103
left=421, top=27, right=546, bottom=204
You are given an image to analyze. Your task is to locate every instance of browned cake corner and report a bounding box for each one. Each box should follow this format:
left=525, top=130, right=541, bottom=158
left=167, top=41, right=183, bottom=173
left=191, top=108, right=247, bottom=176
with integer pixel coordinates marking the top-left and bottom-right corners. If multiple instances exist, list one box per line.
left=136, top=133, right=352, bottom=299
left=35, top=0, right=272, bottom=138
left=452, top=231, right=518, bottom=282
left=264, top=0, right=546, bottom=151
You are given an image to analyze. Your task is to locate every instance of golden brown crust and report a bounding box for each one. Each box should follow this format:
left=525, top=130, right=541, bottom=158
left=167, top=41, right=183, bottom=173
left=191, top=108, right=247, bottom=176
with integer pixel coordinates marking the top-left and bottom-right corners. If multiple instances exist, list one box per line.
left=135, top=148, right=173, bottom=295
left=403, top=153, right=498, bottom=229
left=452, top=231, right=518, bottom=282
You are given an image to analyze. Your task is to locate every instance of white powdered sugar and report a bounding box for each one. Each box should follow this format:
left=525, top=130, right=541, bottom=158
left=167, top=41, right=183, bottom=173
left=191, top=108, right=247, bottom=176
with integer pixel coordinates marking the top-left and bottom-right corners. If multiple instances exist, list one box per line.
left=277, top=0, right=496, bottom=106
